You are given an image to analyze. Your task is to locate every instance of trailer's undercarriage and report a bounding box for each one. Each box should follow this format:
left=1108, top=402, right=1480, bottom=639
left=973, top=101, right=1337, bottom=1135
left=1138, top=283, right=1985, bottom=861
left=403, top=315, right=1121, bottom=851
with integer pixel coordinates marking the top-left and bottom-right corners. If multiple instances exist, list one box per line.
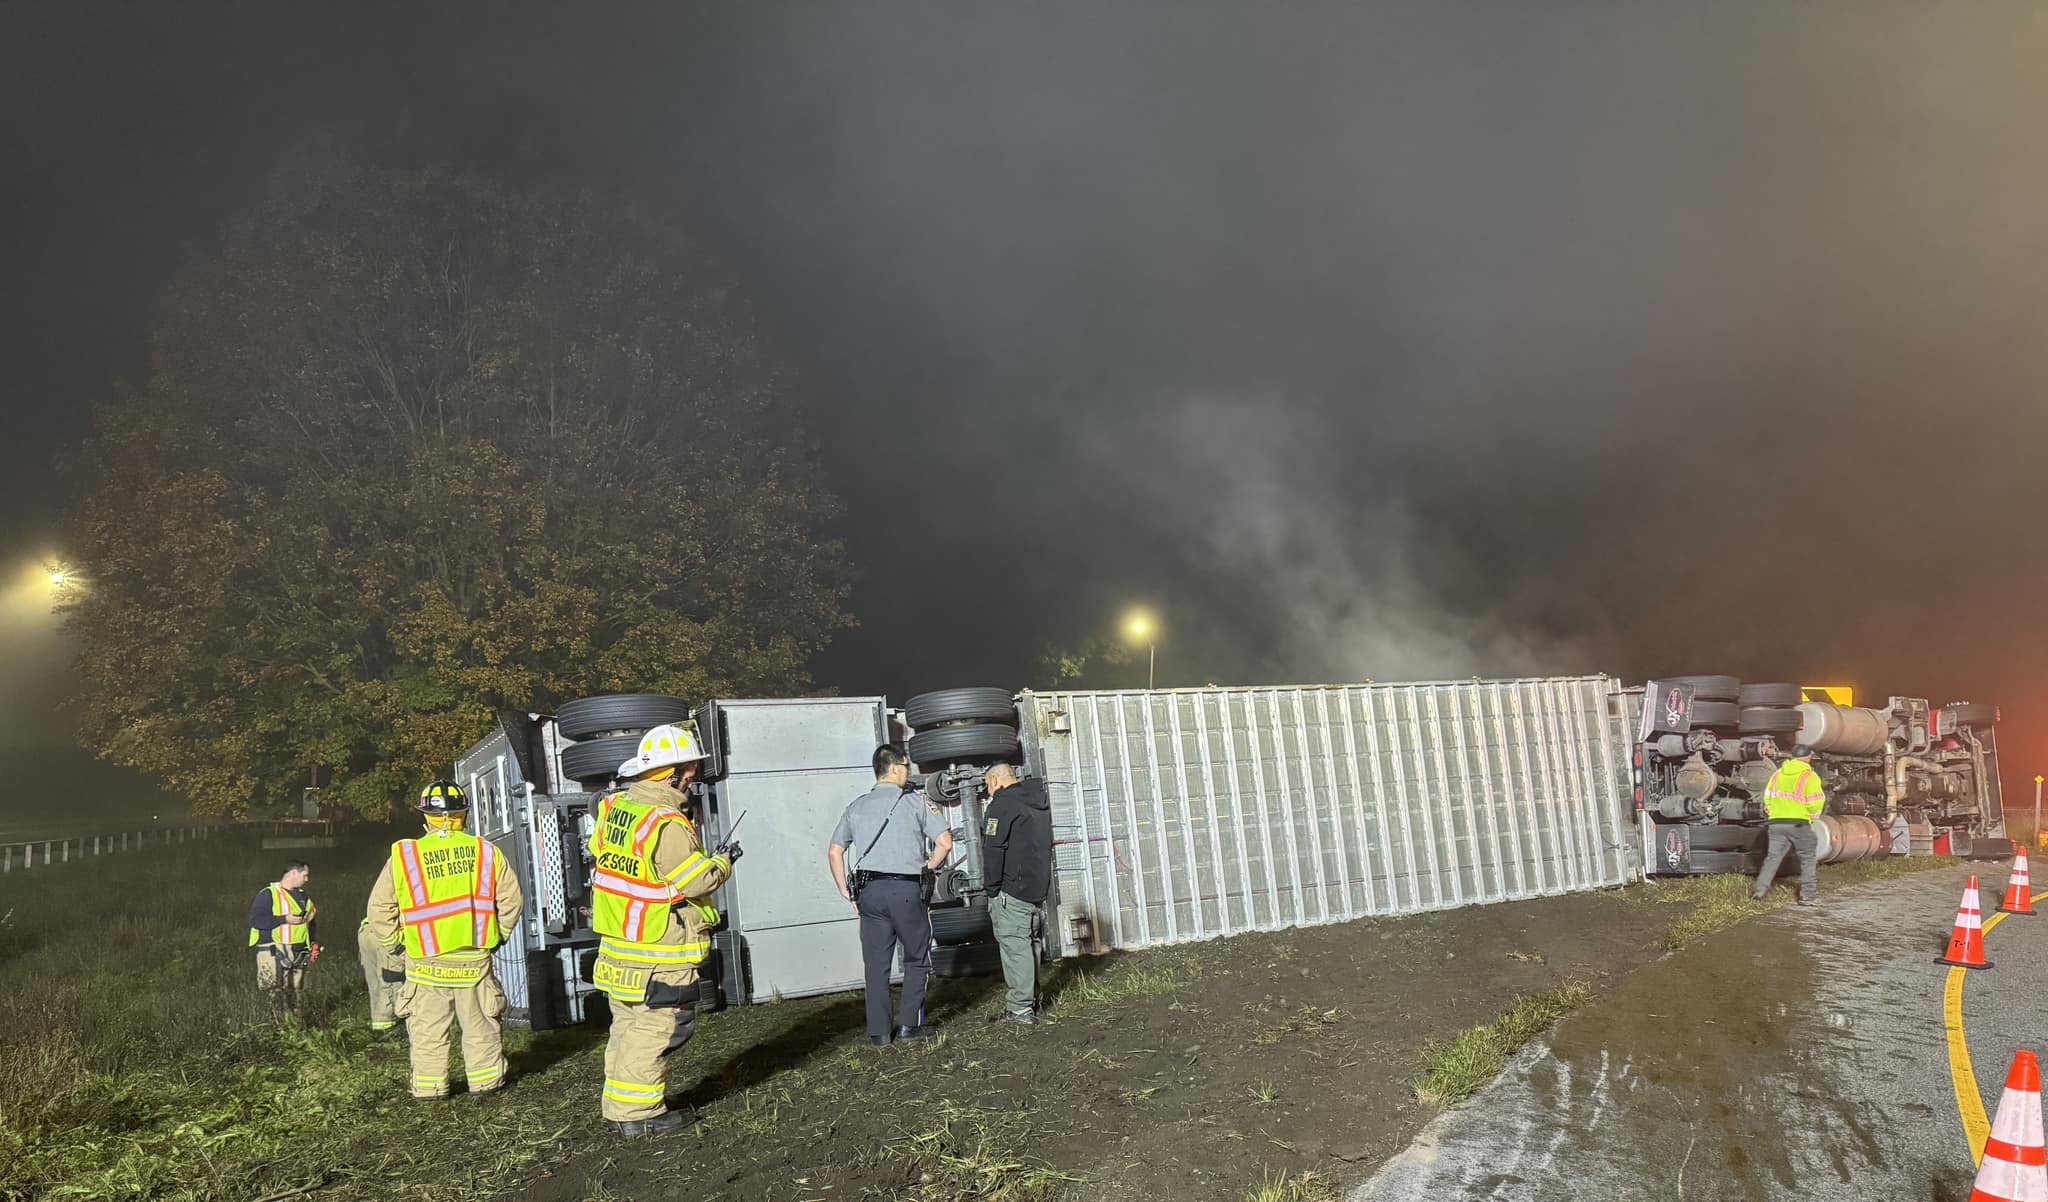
left=1631, top=679, right=2007, bottom=875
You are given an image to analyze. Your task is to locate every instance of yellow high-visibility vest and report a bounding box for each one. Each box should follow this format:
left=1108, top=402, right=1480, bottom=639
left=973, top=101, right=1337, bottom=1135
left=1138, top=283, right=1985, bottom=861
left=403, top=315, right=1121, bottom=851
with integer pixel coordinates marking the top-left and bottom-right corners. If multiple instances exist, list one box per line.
left=249, top=884, right=314, bottom=948
left=390, top=832, right=502, bottom=960
left=1763, top=760, right=1826, bottom=822
left=587, top=795, right=718, bottom=965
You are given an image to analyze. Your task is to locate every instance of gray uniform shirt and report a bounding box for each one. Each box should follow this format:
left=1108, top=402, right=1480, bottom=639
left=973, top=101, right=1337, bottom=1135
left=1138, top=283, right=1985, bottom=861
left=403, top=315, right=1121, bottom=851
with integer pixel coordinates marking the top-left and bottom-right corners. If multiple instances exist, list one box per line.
left=831, top=783, right=947, bottom=875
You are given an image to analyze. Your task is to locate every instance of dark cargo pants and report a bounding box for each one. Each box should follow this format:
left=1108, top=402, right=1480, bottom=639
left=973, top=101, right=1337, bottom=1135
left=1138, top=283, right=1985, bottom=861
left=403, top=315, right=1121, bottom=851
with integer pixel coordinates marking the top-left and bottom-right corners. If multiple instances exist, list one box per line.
left=858, top=878, right=932, bottom=1040
left=1753, top=821, right=1819, bottom=902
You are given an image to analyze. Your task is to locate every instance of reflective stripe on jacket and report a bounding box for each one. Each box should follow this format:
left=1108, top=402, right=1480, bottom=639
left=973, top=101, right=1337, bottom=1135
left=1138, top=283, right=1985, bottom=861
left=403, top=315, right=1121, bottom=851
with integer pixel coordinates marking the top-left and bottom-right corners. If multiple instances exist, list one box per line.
left=586, top=787, right=730, bottom=994
left=1763, top=759, right=1827, bottom=822
left=390, top=832, right=501, bottom=962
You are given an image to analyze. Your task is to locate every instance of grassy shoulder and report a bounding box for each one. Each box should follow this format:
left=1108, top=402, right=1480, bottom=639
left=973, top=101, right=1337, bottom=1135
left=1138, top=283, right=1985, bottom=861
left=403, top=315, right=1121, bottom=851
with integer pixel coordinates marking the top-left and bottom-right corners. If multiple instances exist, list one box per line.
left=0, top=830, right=1170, bottom=1202
left=1647, top=853, right=1957, bottom=950
left=1410, top=982, right=1592, bottom=1107
left=0, top=829, right=609, bottom=1202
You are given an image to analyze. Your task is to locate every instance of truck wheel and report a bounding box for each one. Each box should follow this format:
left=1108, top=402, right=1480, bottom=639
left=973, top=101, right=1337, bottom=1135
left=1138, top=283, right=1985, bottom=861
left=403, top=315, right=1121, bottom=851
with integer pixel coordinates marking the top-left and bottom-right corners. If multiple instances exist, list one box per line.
left=908, top=724, right=1021, bottom=765
left=904, top=688, right=1019, bottom=730
left=556, top=694, right=691, bottom=741
left=1688, top=700, right=1741, bottom=729
left=560, top=734, right=642, bottom=785
left=1943, top=703, right=1998, bottom=728
left=929, top=903, right=995, bottom=946
left=931, top=941, right=1003, bottom=978
left=1738, top=683, right=1802, bottom=707
left=1739, top=707, right=1803, bottom=735
left=1671, top=675, right=1741, bottom=702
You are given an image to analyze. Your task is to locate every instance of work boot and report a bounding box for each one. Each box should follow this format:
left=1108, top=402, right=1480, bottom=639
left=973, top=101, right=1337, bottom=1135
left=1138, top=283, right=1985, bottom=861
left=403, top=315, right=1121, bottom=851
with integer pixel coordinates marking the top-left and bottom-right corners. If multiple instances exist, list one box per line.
left=1796, top=897, right=1818, bottom=907
left=867, top=1033, right=892, bottom=1046
left=606, top=1106, right=696, bottom=1138
left=895, top=1024, right=940, bottom=1043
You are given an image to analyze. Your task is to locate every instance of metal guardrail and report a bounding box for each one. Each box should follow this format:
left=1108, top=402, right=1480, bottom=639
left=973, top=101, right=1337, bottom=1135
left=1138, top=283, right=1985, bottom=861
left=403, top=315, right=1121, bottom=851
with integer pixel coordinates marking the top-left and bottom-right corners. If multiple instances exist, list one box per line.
left=0, top=824, right=225, bottom=872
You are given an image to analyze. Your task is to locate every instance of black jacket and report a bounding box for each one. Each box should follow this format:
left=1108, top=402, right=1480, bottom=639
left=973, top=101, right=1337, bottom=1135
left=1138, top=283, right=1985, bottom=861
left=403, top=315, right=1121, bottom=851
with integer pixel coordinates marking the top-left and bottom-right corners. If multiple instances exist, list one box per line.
left=982, top=777, right=1053, bottom=905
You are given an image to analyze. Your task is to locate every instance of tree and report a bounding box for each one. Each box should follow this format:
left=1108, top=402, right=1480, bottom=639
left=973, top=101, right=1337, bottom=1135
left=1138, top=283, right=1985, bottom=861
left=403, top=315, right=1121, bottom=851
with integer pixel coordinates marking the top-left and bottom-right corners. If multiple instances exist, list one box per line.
left=63, top=152, right=852, bottom=817
left=1035, top=638, right=1137, bottom=689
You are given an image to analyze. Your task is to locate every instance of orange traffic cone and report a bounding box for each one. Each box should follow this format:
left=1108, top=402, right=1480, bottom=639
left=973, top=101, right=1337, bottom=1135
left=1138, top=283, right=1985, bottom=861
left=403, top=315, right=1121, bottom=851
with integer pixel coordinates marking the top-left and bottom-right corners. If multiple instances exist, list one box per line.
left=1970, top=1049, right=2047, bottom=1202
left=2003, top=851, right=2037, bottom=916
left=1940, top=876, right=1995, bottom=970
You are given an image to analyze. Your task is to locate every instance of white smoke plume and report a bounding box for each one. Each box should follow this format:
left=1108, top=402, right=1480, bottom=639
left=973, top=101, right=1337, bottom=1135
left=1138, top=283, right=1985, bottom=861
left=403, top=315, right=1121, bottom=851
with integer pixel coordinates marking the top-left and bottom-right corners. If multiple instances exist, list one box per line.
left=1094, top=396, right=1601, bottom=686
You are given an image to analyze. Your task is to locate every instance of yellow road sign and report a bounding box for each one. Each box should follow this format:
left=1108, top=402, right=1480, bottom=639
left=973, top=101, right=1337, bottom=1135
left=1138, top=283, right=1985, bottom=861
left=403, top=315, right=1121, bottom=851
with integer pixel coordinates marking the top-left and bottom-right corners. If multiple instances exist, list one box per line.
left=1802, top=685, right=1855, bottom=706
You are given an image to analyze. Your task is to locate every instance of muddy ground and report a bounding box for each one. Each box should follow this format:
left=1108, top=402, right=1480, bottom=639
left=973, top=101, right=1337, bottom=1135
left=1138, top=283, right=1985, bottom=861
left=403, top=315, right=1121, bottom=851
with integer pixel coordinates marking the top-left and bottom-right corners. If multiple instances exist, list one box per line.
left=1354, top=865, right=1988, bottom=1200
left=503, top=884, right=1688, bottom=1202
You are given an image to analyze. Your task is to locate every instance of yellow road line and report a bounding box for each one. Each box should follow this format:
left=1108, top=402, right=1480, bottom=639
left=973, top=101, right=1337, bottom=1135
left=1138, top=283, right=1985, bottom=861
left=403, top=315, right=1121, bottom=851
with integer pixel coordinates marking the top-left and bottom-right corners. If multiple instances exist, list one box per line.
left=1945, top=909, right=2008, bottom=1165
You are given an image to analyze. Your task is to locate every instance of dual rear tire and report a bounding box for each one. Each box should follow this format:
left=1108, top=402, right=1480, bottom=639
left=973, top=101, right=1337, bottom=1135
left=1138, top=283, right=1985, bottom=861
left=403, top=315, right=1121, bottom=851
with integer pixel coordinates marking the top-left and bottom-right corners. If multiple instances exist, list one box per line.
left=1673, top=677, right=1803, bottom=738
left=554, top=693, right=693, bottom=787
left=902, top=688, right=1020, bottom=767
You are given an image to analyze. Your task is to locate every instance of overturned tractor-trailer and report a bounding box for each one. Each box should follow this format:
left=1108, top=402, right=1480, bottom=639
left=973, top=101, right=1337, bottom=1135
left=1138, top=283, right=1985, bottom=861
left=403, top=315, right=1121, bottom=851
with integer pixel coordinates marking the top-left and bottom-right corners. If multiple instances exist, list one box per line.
left=450, top=673, right=2003, bottom=1027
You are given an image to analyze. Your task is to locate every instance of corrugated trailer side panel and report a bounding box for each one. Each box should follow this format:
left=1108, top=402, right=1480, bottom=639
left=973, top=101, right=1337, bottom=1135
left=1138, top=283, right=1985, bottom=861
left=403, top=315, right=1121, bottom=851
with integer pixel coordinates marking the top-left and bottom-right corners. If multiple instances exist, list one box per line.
left=1020, top=677, right=1635, bottom=957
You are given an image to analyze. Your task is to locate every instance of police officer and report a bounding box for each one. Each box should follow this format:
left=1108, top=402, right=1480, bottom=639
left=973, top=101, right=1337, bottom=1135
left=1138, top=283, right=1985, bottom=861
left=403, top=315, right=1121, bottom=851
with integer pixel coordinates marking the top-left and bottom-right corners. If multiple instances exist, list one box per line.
left=829, top=744, right=954, bottom=1044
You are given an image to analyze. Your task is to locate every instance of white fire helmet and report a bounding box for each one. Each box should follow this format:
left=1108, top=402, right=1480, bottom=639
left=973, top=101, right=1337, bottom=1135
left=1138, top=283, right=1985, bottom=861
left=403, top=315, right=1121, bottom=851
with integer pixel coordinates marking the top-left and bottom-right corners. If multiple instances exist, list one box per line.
left=615, top=723, right=709, bottom=778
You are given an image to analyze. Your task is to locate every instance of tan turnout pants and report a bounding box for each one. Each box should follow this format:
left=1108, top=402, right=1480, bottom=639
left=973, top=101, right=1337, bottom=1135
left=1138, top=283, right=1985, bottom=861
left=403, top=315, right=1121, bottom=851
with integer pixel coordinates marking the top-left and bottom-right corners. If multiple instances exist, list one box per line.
left=357, top=924, right=402, bottom=1031
left=397, top=972, right=508, bottom=1098
left=601, top=968, right=700, bottom=1122
left=256, top=948, right=307, bottom=1010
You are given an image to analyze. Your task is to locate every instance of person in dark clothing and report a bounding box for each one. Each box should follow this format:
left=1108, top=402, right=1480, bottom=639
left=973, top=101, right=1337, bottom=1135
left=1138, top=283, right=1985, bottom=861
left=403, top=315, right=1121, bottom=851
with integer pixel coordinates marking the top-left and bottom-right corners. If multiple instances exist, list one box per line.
left=248, top=861, right=318, bottom=1009
left=981, top=763, right=1053, bottom=1023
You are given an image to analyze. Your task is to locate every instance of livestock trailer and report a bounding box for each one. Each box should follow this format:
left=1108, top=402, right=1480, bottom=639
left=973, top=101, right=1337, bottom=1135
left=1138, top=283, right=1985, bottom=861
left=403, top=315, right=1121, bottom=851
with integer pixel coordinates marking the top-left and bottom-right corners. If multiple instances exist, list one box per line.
left=454, top=675, right=1642, bottom=1027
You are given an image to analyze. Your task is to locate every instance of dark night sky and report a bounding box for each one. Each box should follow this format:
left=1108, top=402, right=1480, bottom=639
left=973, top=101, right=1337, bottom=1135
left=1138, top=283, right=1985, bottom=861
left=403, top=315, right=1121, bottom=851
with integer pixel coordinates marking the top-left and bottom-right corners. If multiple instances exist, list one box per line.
left=5, top=2, right=2048, bottom=822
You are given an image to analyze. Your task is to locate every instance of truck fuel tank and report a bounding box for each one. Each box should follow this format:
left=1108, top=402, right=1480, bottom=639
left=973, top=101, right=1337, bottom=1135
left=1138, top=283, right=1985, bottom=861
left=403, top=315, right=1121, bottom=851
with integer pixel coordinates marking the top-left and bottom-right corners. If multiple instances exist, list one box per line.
left=1796, top=702, right=1890, bottom=755
left=1813, top=814, right=1886, bottom=863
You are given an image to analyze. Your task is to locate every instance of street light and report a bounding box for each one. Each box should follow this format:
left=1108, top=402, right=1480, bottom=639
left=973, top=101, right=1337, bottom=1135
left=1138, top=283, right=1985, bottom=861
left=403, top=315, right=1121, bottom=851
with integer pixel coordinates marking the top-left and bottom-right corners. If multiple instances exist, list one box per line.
left=1123, top=610, right=1157, bottom=690
left=43, top=559, right=77, bottom=590
left=40, top=561, right=81, bottom=598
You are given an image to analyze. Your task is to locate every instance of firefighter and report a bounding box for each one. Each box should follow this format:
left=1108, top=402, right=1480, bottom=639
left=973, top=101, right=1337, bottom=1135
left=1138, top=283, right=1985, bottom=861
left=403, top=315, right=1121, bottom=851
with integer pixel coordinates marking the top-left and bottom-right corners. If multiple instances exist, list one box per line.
left=589, top=724, right=741, bottom=1136
left=357, top=916, right=402, bottom=1034
left=1752, top=746, right=1826, bottom=905
left=248, top=861, right=318, bottom=1010
left=364, top=780, right=525, bottom=1099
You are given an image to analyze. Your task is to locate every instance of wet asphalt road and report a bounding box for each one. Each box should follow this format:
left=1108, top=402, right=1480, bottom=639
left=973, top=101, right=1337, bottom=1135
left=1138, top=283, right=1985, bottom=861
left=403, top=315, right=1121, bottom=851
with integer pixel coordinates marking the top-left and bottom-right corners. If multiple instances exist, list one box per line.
left=1352, top=865, right=2047, bottom=1201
